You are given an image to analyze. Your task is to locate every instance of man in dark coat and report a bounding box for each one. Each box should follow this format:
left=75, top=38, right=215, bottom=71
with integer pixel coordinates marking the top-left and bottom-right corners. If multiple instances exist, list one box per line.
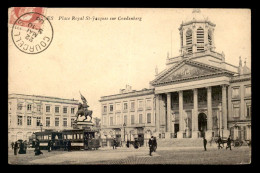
left=148, top=136, right=154, bottom=156
left=18, top=141, right=26, bottom=154
left=14, top=141, right=19, bottom=155
left=48, top=140, right=52, bottom=152
left=217, top=136, right=223, bottom=149
left=153, top=137, right=157, bottom=152
left=203, top=137, right=207, bottom=151
left=113, top=138, right=117, bottom=149
left=226, top=136, right=232, bottom=150
left=67, top=140, right=71, bottom=152
left=64, top=140, right=67, bottom=151
left=126, top=140, right=130, bottom=148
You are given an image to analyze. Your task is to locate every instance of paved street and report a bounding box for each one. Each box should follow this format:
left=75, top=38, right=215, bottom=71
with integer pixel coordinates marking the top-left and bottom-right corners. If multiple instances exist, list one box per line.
left=8, top=146, right=251, bottom=165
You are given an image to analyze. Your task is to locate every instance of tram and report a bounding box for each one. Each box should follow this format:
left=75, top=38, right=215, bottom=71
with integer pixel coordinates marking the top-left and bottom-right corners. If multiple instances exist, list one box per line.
left=34, top=129, right=100, bottom=151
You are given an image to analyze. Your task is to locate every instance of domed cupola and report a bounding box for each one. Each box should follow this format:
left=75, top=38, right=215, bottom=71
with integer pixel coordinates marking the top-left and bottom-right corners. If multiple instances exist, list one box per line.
left=179, top=9, right=216, bottom=56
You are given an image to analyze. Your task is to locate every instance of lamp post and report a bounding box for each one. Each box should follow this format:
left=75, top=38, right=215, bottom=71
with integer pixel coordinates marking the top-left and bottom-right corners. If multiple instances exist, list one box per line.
left=123, top=123, right=126, bottom=142
left=40, top=123, right=43, bottom=132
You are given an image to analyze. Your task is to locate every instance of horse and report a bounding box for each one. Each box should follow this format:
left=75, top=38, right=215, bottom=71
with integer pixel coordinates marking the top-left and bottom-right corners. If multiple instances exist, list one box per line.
left=75, top=109, right=93, bottom=122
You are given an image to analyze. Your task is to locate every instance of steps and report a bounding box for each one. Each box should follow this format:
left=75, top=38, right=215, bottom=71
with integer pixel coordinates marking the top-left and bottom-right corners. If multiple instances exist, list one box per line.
left=157, top=138, right=204, bottom=147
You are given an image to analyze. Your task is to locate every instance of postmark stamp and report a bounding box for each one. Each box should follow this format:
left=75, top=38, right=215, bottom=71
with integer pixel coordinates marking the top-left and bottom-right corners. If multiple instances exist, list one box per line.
left=11, top=7, right=53, bottom=54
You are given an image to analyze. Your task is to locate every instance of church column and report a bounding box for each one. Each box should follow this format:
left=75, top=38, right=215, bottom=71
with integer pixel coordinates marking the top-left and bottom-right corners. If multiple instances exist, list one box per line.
left=177, top=91, right=184, bottom=138
left=205, top=86, right=213, bottom=139
left=222, top=85, right=229, bottom=137
left=192, top=88, right=199, bottom=138
left=155, top=94, right=160, bottom=133
left=166, top=93, right=172, bottom=133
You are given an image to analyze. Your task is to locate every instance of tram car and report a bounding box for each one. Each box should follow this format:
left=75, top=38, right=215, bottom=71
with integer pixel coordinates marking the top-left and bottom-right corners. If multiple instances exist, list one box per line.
left=62, top=129, right=100, bottom=150
left=35, top=131, right=63, bottom=150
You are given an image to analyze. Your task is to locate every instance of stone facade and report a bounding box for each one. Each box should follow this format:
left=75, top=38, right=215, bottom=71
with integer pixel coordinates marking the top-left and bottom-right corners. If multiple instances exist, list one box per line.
left=8, top=94, right=79, bottom=146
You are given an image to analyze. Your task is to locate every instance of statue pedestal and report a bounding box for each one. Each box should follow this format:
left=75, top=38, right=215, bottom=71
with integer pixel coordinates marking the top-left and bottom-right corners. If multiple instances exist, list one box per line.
left=73, top=121, right=94, bottom=130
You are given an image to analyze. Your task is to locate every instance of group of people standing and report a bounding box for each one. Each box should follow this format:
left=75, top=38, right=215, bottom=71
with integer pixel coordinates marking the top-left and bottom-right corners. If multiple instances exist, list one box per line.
left=11, top=140, right=28, bottom=155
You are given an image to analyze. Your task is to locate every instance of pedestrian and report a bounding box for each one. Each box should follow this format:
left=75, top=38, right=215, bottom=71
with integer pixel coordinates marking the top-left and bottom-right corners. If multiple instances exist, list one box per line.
left=217, top=136, right=223, bottom=149
left=11, top=142, right=14, bottom=150
left=226, top=136, right=232, bottom=150
left=14, top=141, right=19, bottom=156
left=23, top=140, right=27, bottom=154
left=67, top=140, right=71, bottom=152
left=64, top=140, right=67, bottom=151
left=134, top=139, right=139, bottom=149
left=153, top=137, right=157, bottom=152
left=113, top=138, right=117, bottom=149
left=148, top=136, right=154, bottom=156
left=18, top=141, right=26, bottom=154
left=203, top=137, right=207, bottom=151
left=34, top=139, right=43, bottom=156
left=47, top=140, right=52, bottom=152
left=126, top=140, right=130, bottom=148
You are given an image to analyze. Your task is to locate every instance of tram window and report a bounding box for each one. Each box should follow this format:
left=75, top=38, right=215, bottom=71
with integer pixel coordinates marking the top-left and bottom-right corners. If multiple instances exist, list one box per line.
left=67, top=134, right=72, bottom=139
left=44, top=135, right=48, bottom=140
left=79, top=134, right=83, bottom=139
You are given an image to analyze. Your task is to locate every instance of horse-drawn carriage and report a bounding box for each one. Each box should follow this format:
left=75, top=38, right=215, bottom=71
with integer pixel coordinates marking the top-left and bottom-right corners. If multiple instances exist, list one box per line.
left=212, top=136, right=251, bottom=148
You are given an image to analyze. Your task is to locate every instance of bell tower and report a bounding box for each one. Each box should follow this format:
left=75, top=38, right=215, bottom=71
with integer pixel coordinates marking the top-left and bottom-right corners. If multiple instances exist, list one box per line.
left=179, top=9, right=216, bottom=56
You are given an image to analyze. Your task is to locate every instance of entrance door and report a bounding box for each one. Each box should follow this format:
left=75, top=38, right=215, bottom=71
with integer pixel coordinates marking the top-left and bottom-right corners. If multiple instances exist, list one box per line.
left=198, top=113, right=207, bottom=138
left=174, top=124, right=179, bottom=138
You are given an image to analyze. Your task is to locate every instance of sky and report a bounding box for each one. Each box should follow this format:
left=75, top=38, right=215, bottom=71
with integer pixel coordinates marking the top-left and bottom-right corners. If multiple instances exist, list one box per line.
left=8, top=8, right=251, bottom=119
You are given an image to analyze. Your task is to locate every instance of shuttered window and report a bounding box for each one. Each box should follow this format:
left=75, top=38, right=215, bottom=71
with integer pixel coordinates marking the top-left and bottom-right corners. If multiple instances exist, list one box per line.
left=186, top=29, right=192, bottom=54
left=197, top=27, right=204, bottom=51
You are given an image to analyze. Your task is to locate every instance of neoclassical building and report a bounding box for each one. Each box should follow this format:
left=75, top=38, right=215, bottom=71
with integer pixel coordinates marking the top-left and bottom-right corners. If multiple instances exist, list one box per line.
left=100, top=10, right=251, bottom=143
left=8, top=93, right=79, bottom=146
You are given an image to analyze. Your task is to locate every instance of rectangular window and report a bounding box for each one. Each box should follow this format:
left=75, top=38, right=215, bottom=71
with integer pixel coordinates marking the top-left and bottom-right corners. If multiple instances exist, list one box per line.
left=17, top=116, right=22, bottom=126
left=139, top=114, right=143, bottom=124
left=63, top=107, right=67, bottom=114
left=17, top=103, right=23, bottom=110
left=46, top=105, right=50, bottom=113
left=46, top=117, right=50, bottom=127
left=55, top=106, right=60, bottom=113
left=246, top=104, right=251, bottom=118
left=116, top=103, right=121, bottom=111
left=146, top=100, right=152, bottom=108
left=36, top=117, right=41, bottom=126
left=245, top=86, right=251, bottom=97
left=110, top=117, right=113, bottom=126
left=63, top=118, right=67, bottom=127
left=27, top=104, right=32, bottom=111
left=117, top=115, right=120, bottom=125
left=131, top=115, right=135, bottom=124
left=37, top=105, right=41, bottom=112
left=123, top=103, right=128, bottom=110
left=124, top=115, right=127, bottom=125
left=71, top=108, right=75, bottom=114
left=232, top=88, right=240, bottom=98
left=27, top=116, right=31, bottom=126
left=55, top=117, right=59, bottom=127
left=103, top=106, right=107, bottom=113
left=109, top=105, right=114, bottom=112
left=233, top=104, right=240, bottom=118
left=138, top=100, right=144, bottom=108
left=147, top=113, right=151, bottom=123
left=131, top=102, right=135, bottom=110
left=71, top=118, right=74, bottom=126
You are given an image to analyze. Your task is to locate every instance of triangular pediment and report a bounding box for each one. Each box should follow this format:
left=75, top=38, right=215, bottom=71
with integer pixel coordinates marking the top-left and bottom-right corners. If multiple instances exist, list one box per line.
left=151, top=59, right=234, bottom=86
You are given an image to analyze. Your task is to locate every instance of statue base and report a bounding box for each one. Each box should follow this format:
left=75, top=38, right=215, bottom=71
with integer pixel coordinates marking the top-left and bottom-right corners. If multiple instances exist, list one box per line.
left=73, top=121, right=94, bottom=130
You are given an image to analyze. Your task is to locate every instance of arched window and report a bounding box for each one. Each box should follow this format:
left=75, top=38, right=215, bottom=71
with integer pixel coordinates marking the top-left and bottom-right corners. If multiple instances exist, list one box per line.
left=197, top=27, right=204, bottom=51
left=186, top=29, right=192, bottom=53
left=208, top=30, right=212, bottom=46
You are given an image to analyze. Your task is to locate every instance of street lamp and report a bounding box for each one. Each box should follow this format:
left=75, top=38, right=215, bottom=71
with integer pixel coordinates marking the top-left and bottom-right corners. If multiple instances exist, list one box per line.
left=123, top=123, right=126, bottom=142
left=40, top=123, right=43, bottom=132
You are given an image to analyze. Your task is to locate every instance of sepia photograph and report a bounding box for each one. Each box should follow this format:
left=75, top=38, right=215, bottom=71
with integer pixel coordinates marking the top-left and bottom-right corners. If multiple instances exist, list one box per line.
left=8, top=8, right=251, bottom=165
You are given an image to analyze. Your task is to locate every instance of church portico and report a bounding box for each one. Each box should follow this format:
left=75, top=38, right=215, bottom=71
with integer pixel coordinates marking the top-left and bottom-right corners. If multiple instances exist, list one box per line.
left=154, top=83, right=230, bottom=140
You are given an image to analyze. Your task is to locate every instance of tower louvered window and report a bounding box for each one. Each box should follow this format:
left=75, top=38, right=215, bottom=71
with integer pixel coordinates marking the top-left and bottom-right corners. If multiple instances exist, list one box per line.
left=186, top=30, right=192, bottom=53
left=197, top=27, right=204, bottom=51
left=208, top=30, right=212, bottom=46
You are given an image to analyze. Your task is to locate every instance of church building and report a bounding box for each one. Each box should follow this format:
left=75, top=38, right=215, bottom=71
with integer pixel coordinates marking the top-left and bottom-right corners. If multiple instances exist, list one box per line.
left=99, top=10, right=251, bottom=145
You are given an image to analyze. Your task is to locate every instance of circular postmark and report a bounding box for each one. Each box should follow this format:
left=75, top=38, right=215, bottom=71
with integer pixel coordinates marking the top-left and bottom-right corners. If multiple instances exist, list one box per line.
left=11, top=12, right=53, bottom=54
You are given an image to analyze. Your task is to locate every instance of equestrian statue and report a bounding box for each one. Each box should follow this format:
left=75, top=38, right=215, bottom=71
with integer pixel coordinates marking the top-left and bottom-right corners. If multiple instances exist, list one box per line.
left=75, top=92, right=93, bottom=122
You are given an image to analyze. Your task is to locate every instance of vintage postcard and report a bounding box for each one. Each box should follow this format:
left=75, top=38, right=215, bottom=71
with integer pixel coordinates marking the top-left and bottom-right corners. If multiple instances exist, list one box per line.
left=8, top=8, right=251, bottom=165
